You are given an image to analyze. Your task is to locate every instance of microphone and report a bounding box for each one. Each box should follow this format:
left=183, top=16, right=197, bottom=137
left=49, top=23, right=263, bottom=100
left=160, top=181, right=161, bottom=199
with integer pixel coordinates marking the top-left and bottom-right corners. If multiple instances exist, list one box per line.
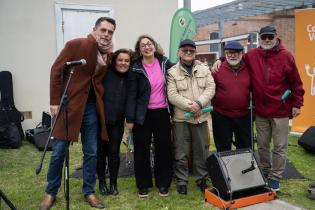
left=184, top=105, right=214, bottom=119
left=66, top=59, right=86, bottom=66
left=241, top=161, right=256, bottom=174
left=281, top=89, right=291, bottom=101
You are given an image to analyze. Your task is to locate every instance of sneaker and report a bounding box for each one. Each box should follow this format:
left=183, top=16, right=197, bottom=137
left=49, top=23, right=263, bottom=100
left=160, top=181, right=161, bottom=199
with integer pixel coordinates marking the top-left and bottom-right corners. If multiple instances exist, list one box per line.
left=177, top=185, right=187, bottom=195
left=268, top=179, right=280, bottom=192
left=158, top=187, right=169, bottom=197
left=138, top=188, right=149, bottom=198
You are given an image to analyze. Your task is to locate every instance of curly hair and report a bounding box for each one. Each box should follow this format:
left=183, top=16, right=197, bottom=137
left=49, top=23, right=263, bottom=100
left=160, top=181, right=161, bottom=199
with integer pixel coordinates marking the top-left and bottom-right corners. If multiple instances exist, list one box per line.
left=133, top=34, right=164, bottom=60
left=110, top=48, right=133, bottom=68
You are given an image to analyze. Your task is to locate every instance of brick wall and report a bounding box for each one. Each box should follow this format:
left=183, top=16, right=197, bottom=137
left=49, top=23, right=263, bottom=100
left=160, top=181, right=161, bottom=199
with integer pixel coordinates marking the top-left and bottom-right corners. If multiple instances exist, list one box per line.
left=195, top=9, right=295, bottom=56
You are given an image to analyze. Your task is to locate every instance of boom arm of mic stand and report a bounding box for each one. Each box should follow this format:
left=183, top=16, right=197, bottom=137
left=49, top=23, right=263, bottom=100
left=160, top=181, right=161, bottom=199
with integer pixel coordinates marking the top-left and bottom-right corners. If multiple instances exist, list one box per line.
left=241, top=160, right=256, bottom=174
left=35, top=67, right=76, bottom=175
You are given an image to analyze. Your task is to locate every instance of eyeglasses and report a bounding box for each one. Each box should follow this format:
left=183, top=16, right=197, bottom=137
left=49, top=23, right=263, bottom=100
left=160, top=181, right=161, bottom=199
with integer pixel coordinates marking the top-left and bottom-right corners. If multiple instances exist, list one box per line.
left=140, top=42, right=153, bottom=49
left=225, top=51, right=241, bottom=57
left=260, top=34, right=275, bottom=41
left=181, top=49, right=196, bottom=54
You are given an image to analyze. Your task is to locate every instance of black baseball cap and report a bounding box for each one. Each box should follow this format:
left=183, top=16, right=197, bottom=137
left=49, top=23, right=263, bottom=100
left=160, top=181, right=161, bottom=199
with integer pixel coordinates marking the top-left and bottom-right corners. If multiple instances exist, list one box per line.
left=259, top=26, right=277, bottom=36
left=179, top=39, right=196, bottom=49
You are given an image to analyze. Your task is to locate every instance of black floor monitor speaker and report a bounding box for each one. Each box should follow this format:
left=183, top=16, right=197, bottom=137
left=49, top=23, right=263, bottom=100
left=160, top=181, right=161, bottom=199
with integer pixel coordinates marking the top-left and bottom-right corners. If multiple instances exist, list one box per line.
left=298, top=126, right=315, bottom=153
left=206, top=149, right=267, bottom=198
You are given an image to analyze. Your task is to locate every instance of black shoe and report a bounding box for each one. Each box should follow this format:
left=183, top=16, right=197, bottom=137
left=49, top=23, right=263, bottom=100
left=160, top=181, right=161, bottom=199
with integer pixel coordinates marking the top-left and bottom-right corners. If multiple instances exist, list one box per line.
left=158, top=187, right=169, bottom=197
left=138, top=188, right=149, bottom=198
left=197, top=179, right=208, bottom=192
left=99, top=181, right=109, bottom=196
left=177, top=185, right=187, bottom=195
left=109, top=183, right=119, bottom=196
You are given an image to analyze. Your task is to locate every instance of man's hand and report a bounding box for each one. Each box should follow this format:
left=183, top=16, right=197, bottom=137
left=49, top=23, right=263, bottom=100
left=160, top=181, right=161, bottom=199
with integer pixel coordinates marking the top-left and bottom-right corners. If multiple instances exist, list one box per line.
left=193, top=110, right=202, bottom=117
left=126, top=123, right=134, bottom=131
left=211, top=60, right=222, bottom=73
left=292, top=107, right=301, bottom=118
left=50, top=105, right=58, bottom=117
left=189, top=101, right=201, bottom=113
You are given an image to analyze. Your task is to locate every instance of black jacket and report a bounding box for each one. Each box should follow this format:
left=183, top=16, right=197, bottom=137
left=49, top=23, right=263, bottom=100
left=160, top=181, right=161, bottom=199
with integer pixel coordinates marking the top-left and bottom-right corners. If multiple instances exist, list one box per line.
left=125, top=55, right=174, bottom=125
left=103, top=68, right=128, bottom=125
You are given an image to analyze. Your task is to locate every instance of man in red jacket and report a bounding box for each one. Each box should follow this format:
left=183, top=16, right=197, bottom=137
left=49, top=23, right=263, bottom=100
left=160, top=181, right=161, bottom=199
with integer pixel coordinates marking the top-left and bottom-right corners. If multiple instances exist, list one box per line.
left=246, top=26, right=304, bottom=192
left=211, top=41, right=252, bottom=152
left=212, top=26, right=304, bottom=192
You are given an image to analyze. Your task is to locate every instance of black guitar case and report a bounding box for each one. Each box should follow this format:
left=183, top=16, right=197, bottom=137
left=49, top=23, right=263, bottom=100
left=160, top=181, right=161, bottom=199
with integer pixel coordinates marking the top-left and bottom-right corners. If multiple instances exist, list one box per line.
left=0, top=71, right=24, bottom=148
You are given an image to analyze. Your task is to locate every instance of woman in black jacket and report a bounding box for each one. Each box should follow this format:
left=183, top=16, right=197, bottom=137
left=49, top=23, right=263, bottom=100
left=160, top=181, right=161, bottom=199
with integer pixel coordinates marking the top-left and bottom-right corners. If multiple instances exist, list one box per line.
left=125, top=35, right=173, bottom=198
left=97, top=48, right=132, bottom=196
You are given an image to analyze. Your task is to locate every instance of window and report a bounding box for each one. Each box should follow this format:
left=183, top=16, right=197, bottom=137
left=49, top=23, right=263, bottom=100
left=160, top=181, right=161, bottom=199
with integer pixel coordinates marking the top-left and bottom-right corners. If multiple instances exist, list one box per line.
left=209, top=32, right=219, bottom=52
left=247, top=32, right=258, bottom=50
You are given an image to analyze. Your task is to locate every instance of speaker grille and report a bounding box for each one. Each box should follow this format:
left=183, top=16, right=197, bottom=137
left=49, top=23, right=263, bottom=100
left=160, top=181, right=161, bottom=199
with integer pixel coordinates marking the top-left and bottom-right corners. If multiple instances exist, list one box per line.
left=207, top=149, right=267, bottom=197
left=218, top=151, right=265, bottom=192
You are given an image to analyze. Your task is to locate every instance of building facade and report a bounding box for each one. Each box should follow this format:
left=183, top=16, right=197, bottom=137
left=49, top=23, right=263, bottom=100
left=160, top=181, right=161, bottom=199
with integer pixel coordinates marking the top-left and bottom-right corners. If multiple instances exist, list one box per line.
left=0, top=0, right=177, bottom=130
left=193, top=0, right=315, bottom=66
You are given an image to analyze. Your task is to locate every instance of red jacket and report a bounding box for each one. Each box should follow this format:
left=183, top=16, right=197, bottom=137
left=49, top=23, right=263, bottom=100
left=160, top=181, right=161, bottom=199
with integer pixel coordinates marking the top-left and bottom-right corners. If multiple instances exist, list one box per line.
left=211, top=61, right=251, bottom=117
left=244, top=40, right=304, bottom=118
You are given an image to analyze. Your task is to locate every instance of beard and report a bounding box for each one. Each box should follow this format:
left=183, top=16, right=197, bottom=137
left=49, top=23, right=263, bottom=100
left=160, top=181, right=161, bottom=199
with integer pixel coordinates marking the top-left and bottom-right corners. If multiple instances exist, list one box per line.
left=227, top=58, right=241, bottom=66
left=260, top=40, right=277, bottom=50
left=260, top=43, right=274, bottom=50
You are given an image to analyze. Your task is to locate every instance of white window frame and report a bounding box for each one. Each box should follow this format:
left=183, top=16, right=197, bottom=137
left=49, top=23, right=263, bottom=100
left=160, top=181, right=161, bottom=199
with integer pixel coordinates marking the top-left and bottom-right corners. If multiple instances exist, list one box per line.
left=54, top=2, right=114, bottom=54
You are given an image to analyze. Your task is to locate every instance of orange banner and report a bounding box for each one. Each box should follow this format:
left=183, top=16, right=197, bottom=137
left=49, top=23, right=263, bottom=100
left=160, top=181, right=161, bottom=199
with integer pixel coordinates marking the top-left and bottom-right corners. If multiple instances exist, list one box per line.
left=292, top=9, right=315, bottom=133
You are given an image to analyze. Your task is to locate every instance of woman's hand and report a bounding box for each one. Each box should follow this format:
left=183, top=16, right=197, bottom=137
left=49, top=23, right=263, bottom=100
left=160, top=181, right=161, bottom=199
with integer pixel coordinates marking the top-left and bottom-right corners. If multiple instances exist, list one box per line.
left=126, top=122, right=134, bottom=131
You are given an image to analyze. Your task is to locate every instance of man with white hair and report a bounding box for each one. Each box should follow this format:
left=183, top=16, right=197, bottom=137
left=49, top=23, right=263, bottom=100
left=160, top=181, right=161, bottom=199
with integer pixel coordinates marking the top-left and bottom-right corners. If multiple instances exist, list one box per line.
left=212, top=26, right=304, bottom=192
left=167, top=39, right=215, bottom=195
left=211, top=41, right=252, bottom=152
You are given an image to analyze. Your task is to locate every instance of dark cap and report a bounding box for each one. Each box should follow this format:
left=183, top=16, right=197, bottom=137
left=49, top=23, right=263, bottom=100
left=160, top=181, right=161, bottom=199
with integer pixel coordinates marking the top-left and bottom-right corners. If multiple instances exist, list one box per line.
left=179, top=39, right=196, bottom=49
left=259, top=26, right=277, bottom=35
left=224, top=41, right=244, bottom=51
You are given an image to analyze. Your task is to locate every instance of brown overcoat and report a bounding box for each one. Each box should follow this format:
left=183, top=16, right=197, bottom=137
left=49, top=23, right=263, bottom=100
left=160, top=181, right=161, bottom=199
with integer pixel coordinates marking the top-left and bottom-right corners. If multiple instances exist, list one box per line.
left=50, top=34, right=109, bottom=141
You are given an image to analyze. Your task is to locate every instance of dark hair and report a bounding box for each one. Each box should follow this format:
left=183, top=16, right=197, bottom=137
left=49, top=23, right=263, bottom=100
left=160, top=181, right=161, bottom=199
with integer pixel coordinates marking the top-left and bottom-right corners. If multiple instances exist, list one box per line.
left=133, top=34, right=164, bottom=60
left=110, top=48, right=133, bottom=68
left=95, top=17, right=116, bottom=30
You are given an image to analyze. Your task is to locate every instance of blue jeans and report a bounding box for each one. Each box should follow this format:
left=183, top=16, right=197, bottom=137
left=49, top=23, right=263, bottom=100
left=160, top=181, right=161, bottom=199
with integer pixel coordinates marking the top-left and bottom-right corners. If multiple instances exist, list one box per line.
left=45, top=103, right=99, bottom=196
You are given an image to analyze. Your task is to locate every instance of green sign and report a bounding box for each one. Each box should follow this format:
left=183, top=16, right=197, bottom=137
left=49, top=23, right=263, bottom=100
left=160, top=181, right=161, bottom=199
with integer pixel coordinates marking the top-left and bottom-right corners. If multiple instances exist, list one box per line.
left=169, top=8, right=197, bottom=63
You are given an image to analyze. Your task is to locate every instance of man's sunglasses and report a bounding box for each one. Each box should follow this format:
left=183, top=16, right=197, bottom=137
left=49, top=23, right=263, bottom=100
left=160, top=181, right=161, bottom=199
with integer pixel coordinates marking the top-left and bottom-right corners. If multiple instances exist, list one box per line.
left=181, top=49, right=196, bottom=54
left=260, top=34, right=275, bottom=41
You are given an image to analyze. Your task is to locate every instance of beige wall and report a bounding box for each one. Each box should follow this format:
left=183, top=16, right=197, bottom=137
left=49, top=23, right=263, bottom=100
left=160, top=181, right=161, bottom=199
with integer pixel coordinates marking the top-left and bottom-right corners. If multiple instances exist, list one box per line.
left=0, top=0, right=177, bottom=130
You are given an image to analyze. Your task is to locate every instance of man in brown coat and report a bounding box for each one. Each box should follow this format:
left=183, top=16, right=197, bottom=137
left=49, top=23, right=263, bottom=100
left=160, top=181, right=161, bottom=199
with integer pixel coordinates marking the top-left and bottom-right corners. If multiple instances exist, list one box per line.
left=39, top=17, right=115, bottom=210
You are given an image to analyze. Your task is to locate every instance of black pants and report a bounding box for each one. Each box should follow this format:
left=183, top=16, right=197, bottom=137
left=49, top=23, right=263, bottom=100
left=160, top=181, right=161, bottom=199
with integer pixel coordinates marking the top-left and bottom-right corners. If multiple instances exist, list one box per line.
left=97, top=122, right=124, bottom=181
left=212, top=111, right=251, bottom=152
left=133, top=108, right=172, bottom=189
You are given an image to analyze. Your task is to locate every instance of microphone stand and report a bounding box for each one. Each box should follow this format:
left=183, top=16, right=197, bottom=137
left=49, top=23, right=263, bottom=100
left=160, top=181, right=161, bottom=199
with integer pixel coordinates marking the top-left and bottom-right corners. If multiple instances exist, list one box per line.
left=36, top=66, right=76, bottom=210
left=0, top=190, right=17, bottom=210
left=241, top=92, right=256, bottom=174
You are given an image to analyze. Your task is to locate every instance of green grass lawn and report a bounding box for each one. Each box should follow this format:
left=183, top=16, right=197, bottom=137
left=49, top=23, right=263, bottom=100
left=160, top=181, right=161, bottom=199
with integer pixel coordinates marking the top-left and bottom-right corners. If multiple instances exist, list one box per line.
left=0, top=135, right=314, bottom=210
